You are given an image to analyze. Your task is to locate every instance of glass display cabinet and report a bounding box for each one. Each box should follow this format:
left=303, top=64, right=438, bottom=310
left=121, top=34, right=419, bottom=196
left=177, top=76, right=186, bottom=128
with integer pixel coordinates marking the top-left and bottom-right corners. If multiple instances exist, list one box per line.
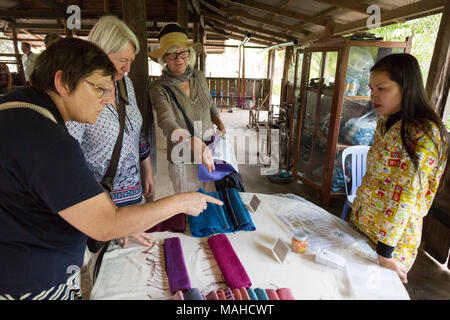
left=292, top=36, right=412, bottom=209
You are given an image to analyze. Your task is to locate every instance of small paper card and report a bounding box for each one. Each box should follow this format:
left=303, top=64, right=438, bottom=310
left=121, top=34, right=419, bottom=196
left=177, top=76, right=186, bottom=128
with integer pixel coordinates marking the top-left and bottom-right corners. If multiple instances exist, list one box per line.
left=272, top=238, right=290, bottom=264
left=247, top=194, right=261, bottom=213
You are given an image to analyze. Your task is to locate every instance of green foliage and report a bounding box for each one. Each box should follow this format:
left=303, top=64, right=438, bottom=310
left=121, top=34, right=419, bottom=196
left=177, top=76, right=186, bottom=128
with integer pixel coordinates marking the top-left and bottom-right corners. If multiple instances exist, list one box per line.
left=369, top=13, right=442, bottom=84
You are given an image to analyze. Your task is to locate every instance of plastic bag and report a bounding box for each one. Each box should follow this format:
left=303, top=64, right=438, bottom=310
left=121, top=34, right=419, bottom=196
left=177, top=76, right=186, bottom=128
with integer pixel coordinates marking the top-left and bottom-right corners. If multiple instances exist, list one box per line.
left=342, top=110, right=378, bottom=146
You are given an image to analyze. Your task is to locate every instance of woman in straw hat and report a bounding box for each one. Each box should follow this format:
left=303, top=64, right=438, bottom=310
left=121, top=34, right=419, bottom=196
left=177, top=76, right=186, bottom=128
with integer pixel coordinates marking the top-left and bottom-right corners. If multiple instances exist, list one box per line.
left=66, top=16, right=155, bottom=250
left=149, top=24, right=226, bottom=193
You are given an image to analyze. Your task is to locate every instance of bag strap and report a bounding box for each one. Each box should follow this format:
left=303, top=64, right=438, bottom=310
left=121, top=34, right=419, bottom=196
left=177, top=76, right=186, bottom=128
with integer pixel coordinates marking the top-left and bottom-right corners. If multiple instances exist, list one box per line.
left=101, top=79, right=127, bottom=192
left=0, top=101, right=57, bottom=123
left=161, top=85, right=196, bottom=137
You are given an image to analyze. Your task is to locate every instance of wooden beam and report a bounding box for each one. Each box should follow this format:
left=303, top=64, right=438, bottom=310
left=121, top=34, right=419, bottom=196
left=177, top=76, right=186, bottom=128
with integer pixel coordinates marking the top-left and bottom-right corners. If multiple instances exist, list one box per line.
left=312, top=0, right=370, bottom=15
left=333, top=0, right=447, bottom=35
left=297, top=19, right=334, bottom=45
left=178, top=0, right=189, bottom=31
left=225, top=0, right=329, bottom=27
left=204, top=19, right=276, bottom=45
left=295, top=0, right=446, bottom=45
left=202, top=11, right=291, bottom=41
left=19, top=28, right=44, bottom=40
left=0, top=10, right=105, bottom=19
left=224, top=9, right=308, bottom=36
left=104, top=0, right=110, bottom=13
left=426, top=0, right=450, bottom=114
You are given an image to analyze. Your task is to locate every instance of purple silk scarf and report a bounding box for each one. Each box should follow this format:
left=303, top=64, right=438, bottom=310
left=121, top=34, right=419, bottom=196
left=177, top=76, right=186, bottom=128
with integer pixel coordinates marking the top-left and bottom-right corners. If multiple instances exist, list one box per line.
left=164, top=237, right=191, bottom=294
left=207, top=233, right=252, bottom=289
left=224, top=288, right=235, bottom=300
left=146, top=213, right=185, bottom=233
left=205, top=290, right=219, bottom=300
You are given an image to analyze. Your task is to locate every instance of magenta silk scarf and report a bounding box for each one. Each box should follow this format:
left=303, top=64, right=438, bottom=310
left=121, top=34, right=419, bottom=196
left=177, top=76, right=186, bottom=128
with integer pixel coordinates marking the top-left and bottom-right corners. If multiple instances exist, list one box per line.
left=207, top=233, right=252, bottom=289
left=163, top=237, right=191, bottom=293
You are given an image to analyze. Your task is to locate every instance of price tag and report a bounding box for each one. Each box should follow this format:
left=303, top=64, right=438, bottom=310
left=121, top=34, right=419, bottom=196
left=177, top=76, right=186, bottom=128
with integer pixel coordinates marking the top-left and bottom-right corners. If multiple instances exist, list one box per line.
left=247, top=194, right=261, bottom=213
left=272, top=238, right=290, bottom=264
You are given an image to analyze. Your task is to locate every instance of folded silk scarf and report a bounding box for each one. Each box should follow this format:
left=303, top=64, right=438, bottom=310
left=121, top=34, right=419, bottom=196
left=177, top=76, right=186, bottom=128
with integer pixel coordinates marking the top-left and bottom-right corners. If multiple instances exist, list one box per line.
left=276, top=288, right=295, bottom=300
left=164, top=237, right=191, bottom=293
left=169, top=290, right=184, bottom=300
left=224, top=288, right=235, bottom=300
left=208, top=233, right=252, bottom=289
left=232, top=288, right=242, bottom=300
left=188, top=188, right=255, bottom=237
left=240, top=287, right=250, bottom=300
left=205, top=290, right=219, bottom=300
left=146, top=213, right=185, bottom=233
left=265, top=289, right=280, bottom=300
left=216, top=289, right=226, bottom=300
left=254, top=288, right=269, bottom=300
left=182, top=288, right=204, bottom=300
left=246, top=288, right=258, bottom=300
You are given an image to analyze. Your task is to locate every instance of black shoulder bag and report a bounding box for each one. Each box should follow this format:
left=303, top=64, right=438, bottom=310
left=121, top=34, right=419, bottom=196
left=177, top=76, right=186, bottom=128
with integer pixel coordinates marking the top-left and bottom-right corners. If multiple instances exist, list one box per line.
left=87, top=79, right=127, bottom=253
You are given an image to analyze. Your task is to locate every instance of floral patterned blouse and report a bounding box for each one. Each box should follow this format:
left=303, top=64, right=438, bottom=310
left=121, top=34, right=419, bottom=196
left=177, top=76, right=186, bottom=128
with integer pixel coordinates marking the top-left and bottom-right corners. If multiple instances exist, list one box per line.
left=350, top=117, right=447, bottom=269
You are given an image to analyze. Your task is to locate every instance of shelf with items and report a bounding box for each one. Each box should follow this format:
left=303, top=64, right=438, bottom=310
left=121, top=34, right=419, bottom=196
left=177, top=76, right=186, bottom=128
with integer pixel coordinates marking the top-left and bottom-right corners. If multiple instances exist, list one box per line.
left=292, top=36, right=412, bottom=209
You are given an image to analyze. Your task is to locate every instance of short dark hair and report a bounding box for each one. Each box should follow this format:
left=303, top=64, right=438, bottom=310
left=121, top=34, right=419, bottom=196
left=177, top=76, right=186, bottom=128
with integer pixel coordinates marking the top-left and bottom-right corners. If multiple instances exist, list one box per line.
left=21, top=42, right=31, bottom=49
left=30, top=37, right=116, bottom=94
left=44, top=33, right=62, bottom=47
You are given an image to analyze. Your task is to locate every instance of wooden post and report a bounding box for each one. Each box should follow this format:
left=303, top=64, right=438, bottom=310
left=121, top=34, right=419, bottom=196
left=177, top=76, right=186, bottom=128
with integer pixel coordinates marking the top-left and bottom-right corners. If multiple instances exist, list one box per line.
left=199, top=25, right=206, bottom=73
left=426, top=1, right=450, bottom=114
left=121, top=0, right=149, bottom=131
left=193, top=11, right=200, bottom=69
left=11, top=26, right=26, bottom=86
left=280, top=46, right=294, bottom=106
left=177, top=0, right=188, bottom=31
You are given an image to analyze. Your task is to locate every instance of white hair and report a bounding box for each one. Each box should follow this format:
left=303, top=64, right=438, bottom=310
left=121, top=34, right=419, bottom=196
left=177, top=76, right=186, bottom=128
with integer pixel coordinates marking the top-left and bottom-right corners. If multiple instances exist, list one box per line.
left=158, top=46, right=197, bottom=69
left=88, top=16, right=140, bottom=55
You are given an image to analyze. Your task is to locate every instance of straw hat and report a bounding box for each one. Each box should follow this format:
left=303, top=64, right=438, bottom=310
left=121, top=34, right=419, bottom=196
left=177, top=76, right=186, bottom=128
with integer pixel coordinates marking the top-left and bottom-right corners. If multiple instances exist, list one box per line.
left=149, top=24, right=203, bottom=61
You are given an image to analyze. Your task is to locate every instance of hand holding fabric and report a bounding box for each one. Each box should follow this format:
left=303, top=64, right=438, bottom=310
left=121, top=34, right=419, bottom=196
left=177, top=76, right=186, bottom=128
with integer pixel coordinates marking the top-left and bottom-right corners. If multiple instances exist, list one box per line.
left=191, top=136, right=215, bottom=173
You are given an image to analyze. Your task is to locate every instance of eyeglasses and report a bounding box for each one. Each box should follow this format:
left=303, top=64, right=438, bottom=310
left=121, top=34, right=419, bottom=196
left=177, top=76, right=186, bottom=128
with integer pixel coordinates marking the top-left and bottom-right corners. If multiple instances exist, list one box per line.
left=84, top=80, right=112, bottom=99
left=165, top=50, right=190, bottom=60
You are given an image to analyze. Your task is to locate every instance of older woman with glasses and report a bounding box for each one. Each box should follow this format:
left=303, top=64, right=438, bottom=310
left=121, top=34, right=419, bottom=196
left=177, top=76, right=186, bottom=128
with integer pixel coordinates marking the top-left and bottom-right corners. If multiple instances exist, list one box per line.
left=149, top=24, right=226, bottom=194
left=66, top=16, right=155, bottom=250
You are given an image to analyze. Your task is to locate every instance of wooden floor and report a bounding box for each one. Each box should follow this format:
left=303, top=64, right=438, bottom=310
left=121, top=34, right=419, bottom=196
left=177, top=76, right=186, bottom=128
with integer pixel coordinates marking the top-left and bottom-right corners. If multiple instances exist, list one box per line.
left=153, top=108, right=450, bottom=300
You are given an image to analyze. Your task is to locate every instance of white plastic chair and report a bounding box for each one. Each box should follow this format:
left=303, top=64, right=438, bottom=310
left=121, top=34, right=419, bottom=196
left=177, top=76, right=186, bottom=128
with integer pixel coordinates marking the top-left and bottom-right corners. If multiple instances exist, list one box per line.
left=341, top=145, right=370, bottom=220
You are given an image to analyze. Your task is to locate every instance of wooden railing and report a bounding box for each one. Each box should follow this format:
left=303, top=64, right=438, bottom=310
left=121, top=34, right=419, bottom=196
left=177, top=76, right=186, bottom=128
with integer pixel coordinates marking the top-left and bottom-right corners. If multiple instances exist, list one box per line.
left=149, top=76, right=271, bottom=108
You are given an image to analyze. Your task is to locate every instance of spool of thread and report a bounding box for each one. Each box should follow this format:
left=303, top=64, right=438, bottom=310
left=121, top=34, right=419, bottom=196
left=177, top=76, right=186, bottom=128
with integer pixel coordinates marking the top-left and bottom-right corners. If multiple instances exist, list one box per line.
left=292, top=229, right=308, bottom=253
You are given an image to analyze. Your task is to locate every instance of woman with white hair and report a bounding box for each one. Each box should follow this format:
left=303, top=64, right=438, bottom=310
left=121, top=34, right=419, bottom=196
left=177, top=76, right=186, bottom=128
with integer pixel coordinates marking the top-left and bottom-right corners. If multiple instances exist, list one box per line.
left=66, top=16, right=155, bottom=250
left=149, top=24, right=226, bottom=194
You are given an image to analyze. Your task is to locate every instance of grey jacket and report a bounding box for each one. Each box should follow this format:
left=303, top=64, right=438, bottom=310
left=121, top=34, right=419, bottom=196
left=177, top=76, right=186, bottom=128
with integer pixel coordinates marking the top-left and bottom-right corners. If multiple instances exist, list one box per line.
left=149, top=69, right=220, bottom=162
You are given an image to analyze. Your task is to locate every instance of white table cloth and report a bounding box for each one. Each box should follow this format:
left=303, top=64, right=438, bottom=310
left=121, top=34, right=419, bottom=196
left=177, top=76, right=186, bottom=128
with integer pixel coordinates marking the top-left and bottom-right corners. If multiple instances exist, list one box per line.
left=90, top=193, right=410, bottom=300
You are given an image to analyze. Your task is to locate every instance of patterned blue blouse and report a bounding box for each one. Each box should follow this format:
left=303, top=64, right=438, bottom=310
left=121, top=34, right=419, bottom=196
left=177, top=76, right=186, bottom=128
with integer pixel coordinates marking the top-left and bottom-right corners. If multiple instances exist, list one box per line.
left=66, top=76, right=150, bottom=205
